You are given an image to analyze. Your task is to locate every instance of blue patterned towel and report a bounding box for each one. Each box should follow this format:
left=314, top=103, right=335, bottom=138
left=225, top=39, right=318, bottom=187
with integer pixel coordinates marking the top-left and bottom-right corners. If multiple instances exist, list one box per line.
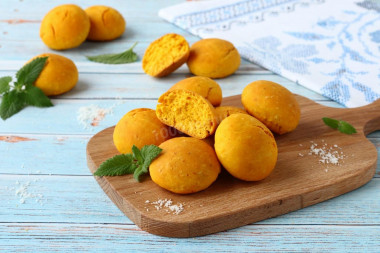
left=159, top=0, right=380, bottom=107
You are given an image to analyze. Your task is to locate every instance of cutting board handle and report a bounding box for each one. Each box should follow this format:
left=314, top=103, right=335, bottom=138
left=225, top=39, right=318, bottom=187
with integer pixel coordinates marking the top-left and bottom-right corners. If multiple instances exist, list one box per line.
left=348, top=98, right=380, bottom=135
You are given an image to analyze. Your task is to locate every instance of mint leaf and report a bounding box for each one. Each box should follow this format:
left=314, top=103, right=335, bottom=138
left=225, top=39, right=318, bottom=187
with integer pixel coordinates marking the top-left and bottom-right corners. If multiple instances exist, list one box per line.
left=322, top=117, right=357, bottom=134
left=86, top=42, right=138, bottom=64
left=132, top=145, right=144, bottom=164
left=141, top=145, right=163, bottom=168
left=338, top=121, right=357, bottom=134
left=0, top=76, right=12, bottom=94
left=133, top=145, right=162, bottom=182
left=94, top=153, right=136, bottom=177
left=93, top=144, right=162, bottom=182
left=322, top=117, right=339, bottom=129
left=16, top=57, right=48, bottom=87
left=0, top=90, right=27, bottom=120
left=24, top=85, right=53, bottom=107
left=133, top=165, right=149, bottom=182
left=0, top=56, right=53, bottom=120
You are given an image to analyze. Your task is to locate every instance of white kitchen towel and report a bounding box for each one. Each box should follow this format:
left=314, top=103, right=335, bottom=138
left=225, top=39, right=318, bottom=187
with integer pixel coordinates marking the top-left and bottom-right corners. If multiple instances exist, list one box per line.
left=159, top=0, right=380, bottom=107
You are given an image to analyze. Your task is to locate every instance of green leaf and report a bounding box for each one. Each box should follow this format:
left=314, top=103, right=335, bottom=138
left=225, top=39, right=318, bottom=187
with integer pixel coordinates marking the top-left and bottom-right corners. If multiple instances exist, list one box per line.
left=132, top=145, right=144, bottom=164
left=24, top=85, right=53, bottom=107
left=16, top=57, right=48, bottom=86
left=93, top=144, right=162, bottom=182
left=322, top=117, right=339, bottom=129
left=141, top=145, right=163, bottom=168
left=133, top=166, right=148, bottom=182
left=94, top=154, right=136, bottom=177
left=0, top=76, right=12, bottom=94
left=86, top=42, right=138, bottom=64
left=134, top=145, right=162, bottom=182
left=322, top=117, right=357, bottom=135
left=337, top=120, right=357, bottom=134
left=0, top=90, right=27, bottom=120
left=0, top=56, right=53, bottom=120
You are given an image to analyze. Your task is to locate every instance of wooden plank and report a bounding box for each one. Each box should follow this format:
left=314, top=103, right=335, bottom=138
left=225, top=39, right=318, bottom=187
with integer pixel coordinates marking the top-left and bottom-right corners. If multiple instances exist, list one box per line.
left=0, top=134, right=379, bottom=177
left=0, top=99, right=156, bottom=135
left=0, top=223, right=379, bottom=252
left=0, top=174, right=130, bottom=224
left=0, top=70, right=327, bottom=100
left=0, top=60, right=267, bottom=73
left=0, top=99, right=346, bottom=135
left=0, top=0, right=182, bottom=20
left=1, top=176, right=379, bottom=225
left=0, top=21, right=192, bottom=42
left=0, top=135, right=90, bottom=175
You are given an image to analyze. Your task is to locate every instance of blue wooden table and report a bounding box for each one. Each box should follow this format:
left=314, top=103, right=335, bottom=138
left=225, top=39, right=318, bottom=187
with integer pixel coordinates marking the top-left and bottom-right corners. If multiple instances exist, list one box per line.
left=1, top=0, right=379, bottom=252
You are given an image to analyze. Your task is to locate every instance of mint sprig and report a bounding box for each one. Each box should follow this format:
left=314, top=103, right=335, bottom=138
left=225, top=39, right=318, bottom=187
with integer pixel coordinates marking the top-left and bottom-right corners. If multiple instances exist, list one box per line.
left=0, top=57, right=53, bottom=120
left=0, top=76, right=12, bottom=93
left=322, top=117, right=357, bottom=134
left=94, top=144, right=162, bottom=182
left=86, top=42, right=138, bottom=64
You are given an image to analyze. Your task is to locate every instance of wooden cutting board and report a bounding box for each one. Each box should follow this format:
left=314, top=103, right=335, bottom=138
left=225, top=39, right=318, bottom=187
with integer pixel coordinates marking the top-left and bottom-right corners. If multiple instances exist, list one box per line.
left=86, top=94, right=380, bottom=238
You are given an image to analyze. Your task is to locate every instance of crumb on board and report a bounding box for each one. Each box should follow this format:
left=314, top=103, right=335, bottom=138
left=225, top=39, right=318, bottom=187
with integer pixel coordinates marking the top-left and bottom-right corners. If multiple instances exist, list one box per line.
left=299, top=140, right=346, bottom=168
left=145, top=198, right=184, bottom=215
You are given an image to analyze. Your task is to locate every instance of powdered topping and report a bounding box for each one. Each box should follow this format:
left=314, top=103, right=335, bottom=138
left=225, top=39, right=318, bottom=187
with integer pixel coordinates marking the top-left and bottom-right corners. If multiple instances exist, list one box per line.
left=145, top=198, right=184, bottom=215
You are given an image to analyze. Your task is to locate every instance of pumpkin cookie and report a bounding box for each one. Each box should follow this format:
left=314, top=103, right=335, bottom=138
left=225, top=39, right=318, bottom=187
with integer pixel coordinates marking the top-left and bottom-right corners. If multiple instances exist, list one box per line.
left=156, top=89, right=218, bottom=139
left=85, top=5, right=126, bottom=41
left=169, top=76, right=222, bottom=106
left=215, top=114, right=278, bottom=181
left=113, top=108, right=173, bottom=154
left=187, top=38, right=240, bottom=78
left=142, top=33, right=190, bottom=77
left=242, top=80, right=301, bottom=134
left=150, top=137, right=221, bottom=194
left=40, top=4, right=90, bottom=50
left=30, top=53, right=78, bottom=96
left=214, top=106, right=248, bottom=124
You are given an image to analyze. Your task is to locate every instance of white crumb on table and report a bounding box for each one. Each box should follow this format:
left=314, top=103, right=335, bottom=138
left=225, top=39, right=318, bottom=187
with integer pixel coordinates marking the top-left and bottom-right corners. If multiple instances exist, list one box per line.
left=13, top=180, right=45, bottom=205
left=77, top=104, right=117, bottom=130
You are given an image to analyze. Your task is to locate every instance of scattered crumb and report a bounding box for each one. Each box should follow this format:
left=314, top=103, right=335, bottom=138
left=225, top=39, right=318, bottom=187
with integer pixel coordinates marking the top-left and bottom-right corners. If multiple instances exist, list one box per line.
left=77, top=104, right=114, bottom=130
left=145, top=198, right=184, bottom=215
left=13, top=180, right=45, bottom=205
left=299, top=140, right=346, bottom=167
